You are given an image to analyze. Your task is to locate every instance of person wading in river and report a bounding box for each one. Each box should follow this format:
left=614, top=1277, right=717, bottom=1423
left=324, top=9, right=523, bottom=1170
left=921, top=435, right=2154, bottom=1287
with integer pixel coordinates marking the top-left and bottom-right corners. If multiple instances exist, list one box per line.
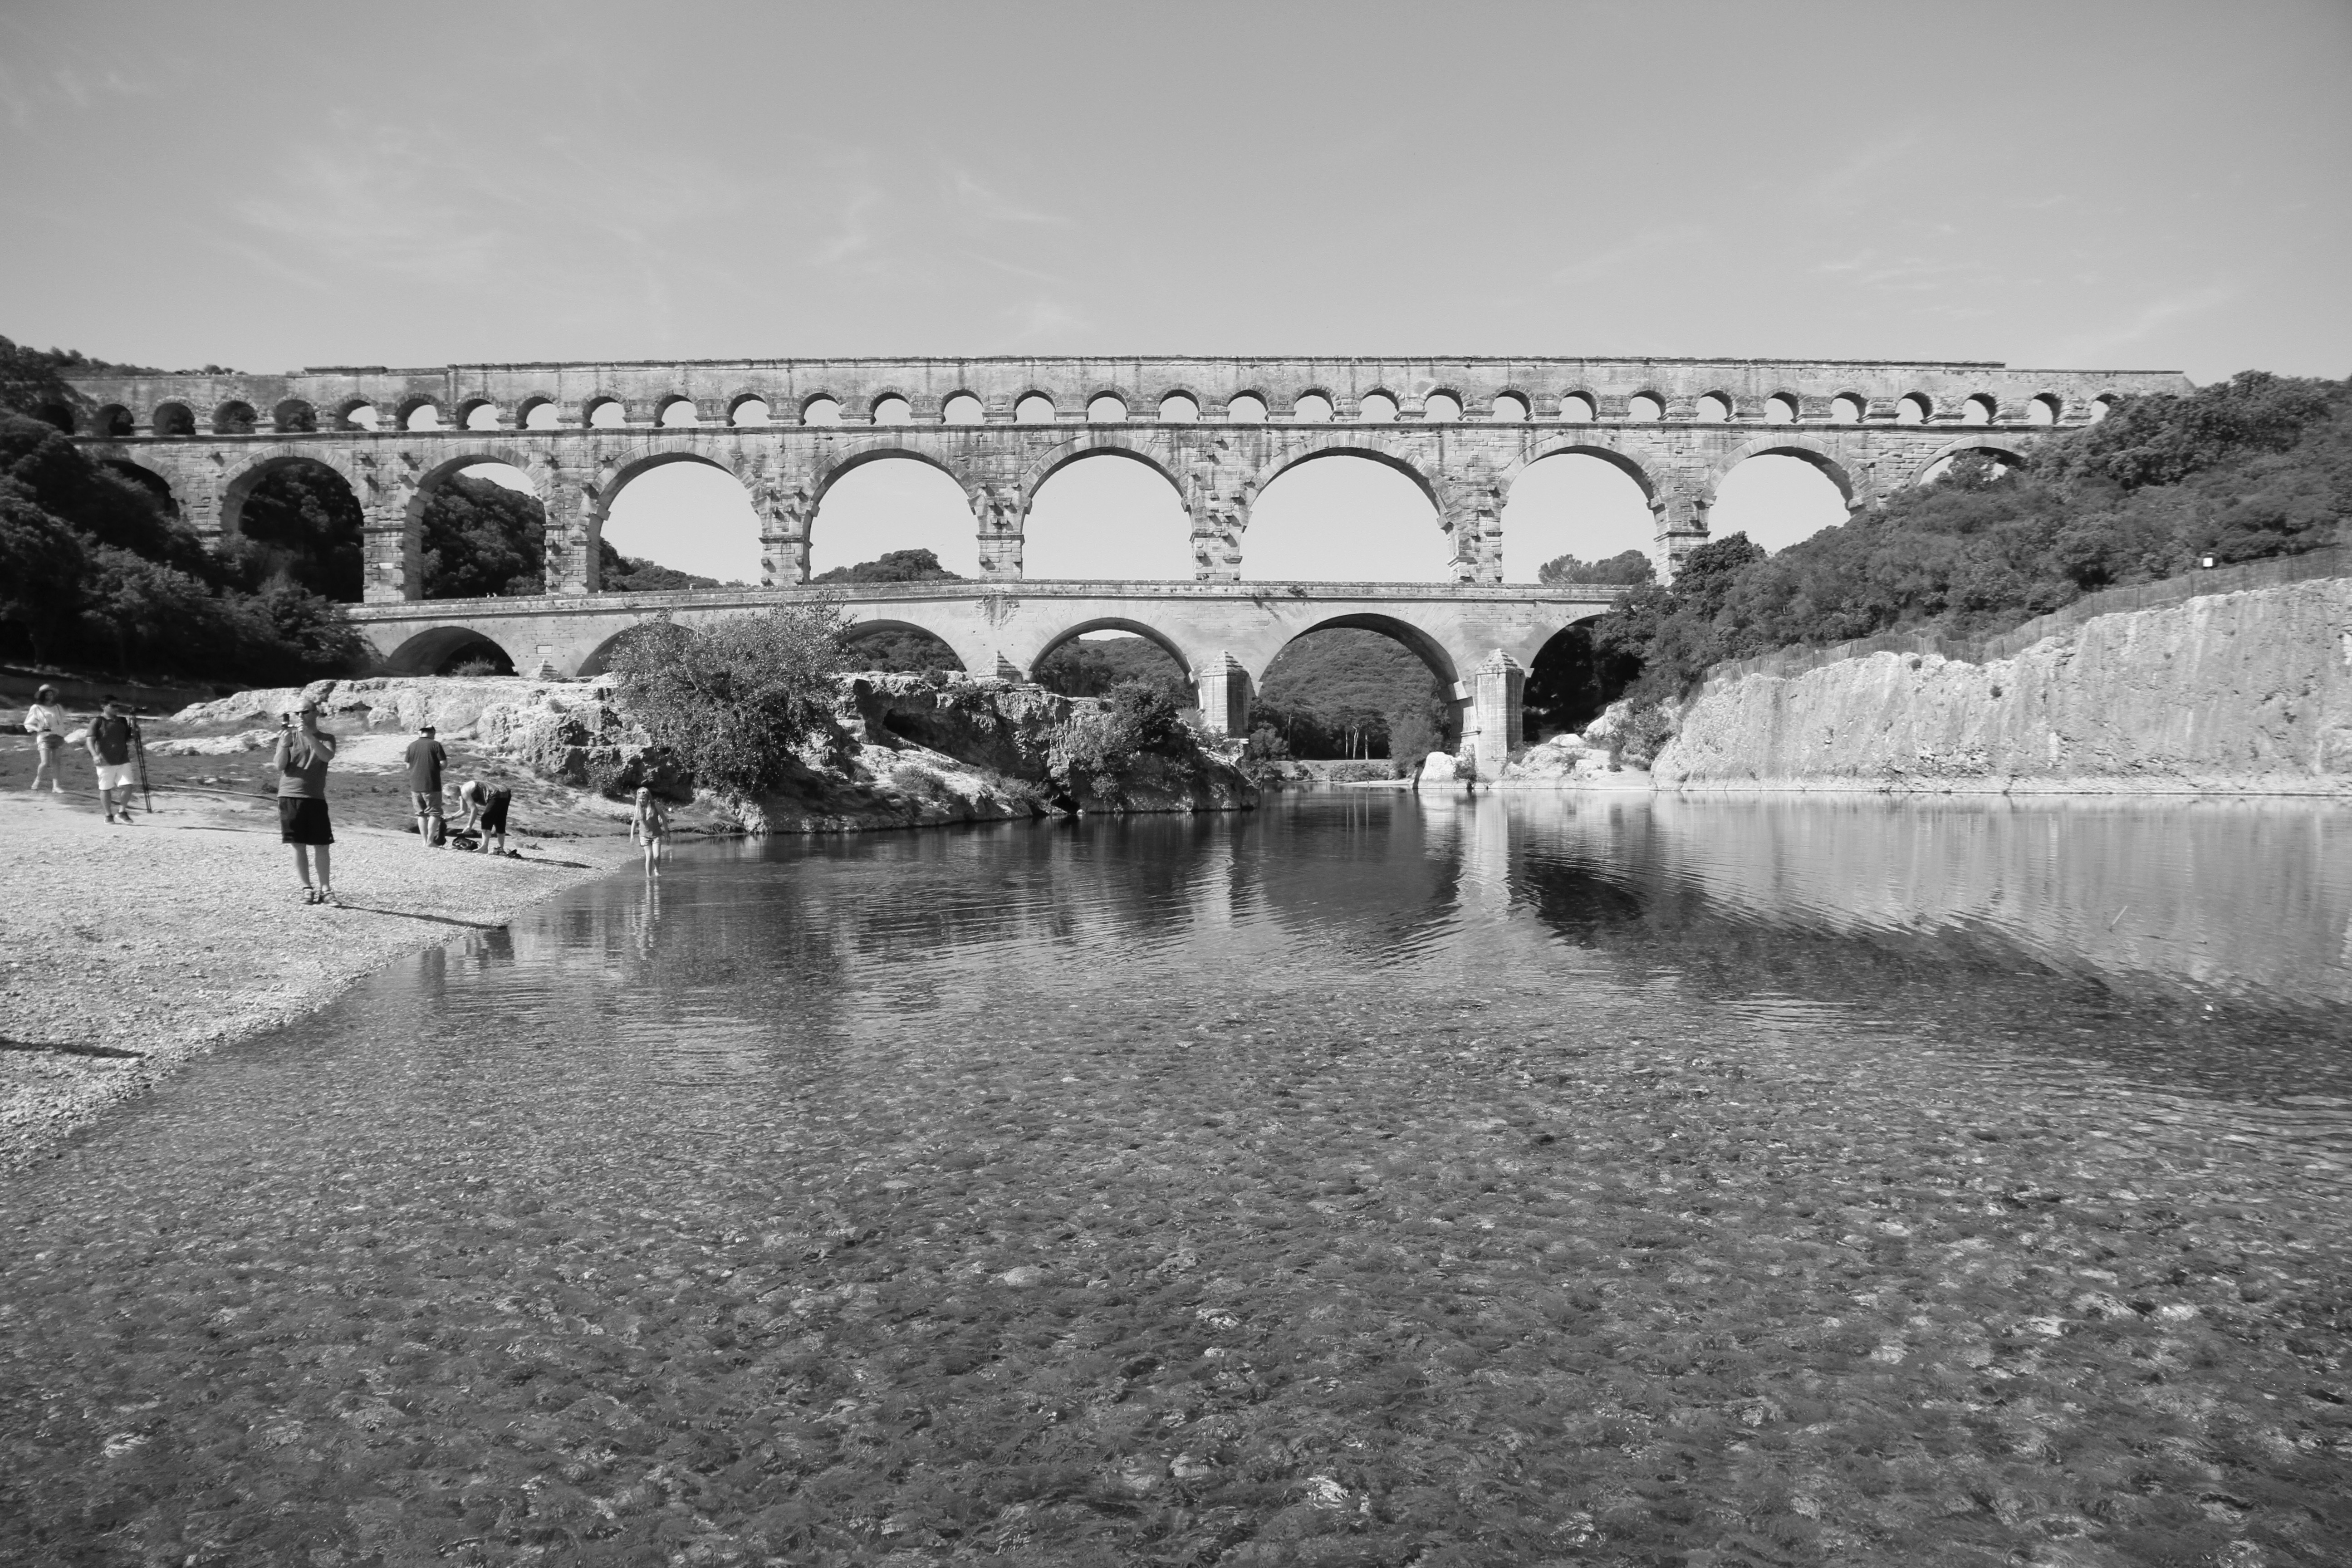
left=404, top=722, right=447, bottom=848
left=632, top=786, right=669, bottom=877
left=275, top=701, right=339, bottom=905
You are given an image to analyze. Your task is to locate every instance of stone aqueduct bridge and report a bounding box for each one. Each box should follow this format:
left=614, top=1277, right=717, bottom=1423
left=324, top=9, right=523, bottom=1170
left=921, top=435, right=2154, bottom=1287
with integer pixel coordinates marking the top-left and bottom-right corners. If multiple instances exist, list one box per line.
left=60, top=355, right=2187, bottom=774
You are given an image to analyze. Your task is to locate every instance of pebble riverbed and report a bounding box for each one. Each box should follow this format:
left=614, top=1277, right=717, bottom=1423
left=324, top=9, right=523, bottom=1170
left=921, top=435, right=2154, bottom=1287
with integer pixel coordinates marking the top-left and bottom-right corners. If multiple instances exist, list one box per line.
left=3, top=792, right=2347, bottom=1566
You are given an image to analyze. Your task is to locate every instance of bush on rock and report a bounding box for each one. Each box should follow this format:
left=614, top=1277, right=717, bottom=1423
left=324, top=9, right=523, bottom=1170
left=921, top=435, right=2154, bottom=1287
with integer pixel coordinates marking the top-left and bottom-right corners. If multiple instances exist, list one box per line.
left=605, top=601, right=848, bottom=799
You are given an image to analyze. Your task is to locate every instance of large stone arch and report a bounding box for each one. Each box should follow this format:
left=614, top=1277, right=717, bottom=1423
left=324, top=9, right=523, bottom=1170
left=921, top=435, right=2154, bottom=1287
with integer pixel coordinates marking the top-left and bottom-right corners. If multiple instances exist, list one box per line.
left=1019, top=615, right=1204, bottom=689
left=400, top=444, right=543, bottom=529
left=1910, top=433, right=2038, bottom=484
left=1253, top=435, right=1445, bottom=513
left=1701, top=433, right=1860, bottom=506
left=839, top=616, right=972, bottom=674
left=807, top=441, right=974, bottom=509
left=1497, top=436, right=1660, bottom=501
left=1014, top=432, right=1187, bottom=511
left=94, top=454, right=186, bottom=521
left=379, top=622, right=529, bottom=676
left=835, top=602, right=1006, bottom=679
left=1252, top=611, right=1468, bottom=751
left=217, top=448, right=365, bottom=539
left=588, top=445, right=763, bottom=570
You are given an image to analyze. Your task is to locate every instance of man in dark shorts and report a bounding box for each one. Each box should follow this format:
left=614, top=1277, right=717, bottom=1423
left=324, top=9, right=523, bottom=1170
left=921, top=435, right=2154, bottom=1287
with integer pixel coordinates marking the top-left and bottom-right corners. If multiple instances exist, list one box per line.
left=452, top=775, right=514, bottom=854
left=86, top=697, right=137, bottom=824
left=404, top=722, right=447, bottom=847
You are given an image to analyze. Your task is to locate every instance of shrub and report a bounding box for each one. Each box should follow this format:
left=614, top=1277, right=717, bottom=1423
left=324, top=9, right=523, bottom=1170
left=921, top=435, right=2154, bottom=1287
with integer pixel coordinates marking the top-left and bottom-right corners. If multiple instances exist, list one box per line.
left=605, top=600, right=848, bottom=799
left=1051, top=680, right=1204, bottom=789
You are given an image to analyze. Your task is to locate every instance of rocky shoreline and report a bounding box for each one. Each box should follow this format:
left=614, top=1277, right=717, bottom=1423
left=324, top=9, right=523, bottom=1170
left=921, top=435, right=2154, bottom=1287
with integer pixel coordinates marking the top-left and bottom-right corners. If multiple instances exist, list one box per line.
left=0, top=788, right=638, bottom=1172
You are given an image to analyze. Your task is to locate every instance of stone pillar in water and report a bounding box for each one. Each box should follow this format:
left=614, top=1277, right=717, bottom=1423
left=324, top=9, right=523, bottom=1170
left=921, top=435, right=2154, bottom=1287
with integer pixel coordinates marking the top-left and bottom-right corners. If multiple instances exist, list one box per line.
left=1195, top=653, right=1252, bottom=737
left=1468, top=649, right=1525, bottom=780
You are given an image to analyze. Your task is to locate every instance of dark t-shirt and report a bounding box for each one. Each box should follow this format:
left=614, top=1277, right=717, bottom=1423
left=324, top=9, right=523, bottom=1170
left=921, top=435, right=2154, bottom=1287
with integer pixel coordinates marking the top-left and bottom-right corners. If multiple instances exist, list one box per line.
left=90, top=714, right=132, bottom=766
left=404, top=736, right=446, bottom=793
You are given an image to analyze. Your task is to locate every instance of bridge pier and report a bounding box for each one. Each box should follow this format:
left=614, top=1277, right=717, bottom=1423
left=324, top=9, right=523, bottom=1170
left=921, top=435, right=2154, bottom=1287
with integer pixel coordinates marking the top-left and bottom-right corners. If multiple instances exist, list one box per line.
left=1195, top=654, right=1252, bottom=738
left=1465, top=650, right=1526, bottom=781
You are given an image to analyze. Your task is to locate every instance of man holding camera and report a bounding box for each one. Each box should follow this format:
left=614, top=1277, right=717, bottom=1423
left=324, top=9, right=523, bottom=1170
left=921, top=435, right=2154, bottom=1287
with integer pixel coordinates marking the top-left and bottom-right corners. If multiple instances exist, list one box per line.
left=86, top=697, right=138, bottom=824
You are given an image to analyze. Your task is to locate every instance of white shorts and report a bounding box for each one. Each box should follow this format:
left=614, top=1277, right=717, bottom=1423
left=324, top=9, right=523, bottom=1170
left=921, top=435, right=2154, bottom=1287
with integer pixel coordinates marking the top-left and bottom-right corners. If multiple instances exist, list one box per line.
left=95, top=763, right=135, bottom=791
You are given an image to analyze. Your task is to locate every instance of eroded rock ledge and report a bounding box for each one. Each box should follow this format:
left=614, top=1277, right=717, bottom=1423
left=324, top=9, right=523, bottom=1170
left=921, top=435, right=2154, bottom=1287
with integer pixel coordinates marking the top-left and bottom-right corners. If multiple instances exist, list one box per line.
left=171, top=671, right=1257, bottom=831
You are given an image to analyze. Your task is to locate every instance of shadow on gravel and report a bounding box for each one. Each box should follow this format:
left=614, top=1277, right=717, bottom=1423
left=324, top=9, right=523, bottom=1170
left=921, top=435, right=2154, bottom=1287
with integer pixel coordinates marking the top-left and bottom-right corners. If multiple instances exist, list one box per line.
left=333, top=905, right=509, bottom=931
left=0, top=1037, right=146, bottom=1060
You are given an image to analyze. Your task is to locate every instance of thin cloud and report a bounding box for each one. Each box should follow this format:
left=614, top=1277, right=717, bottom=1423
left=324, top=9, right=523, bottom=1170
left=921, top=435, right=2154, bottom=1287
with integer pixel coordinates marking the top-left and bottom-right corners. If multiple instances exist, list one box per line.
left=1819, top=250, right=1981, bottom=294
left=944, top=166, right=1069, bottom=227
left=1002, top=297, right=1088, bottom=343
left=1551, top=225, right=1705, bottom=286
left=2053, top=283, right=2236, bottom=362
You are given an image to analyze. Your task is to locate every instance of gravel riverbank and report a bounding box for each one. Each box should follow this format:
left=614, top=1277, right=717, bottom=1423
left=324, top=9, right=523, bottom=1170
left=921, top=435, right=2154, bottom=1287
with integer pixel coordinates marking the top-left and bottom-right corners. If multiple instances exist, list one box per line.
left=0, top=785, right=639, bottom=1171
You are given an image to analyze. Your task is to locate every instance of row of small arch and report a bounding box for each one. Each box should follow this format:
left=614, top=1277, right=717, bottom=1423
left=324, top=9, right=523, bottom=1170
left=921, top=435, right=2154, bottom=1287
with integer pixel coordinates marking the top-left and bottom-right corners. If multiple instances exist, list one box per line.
left=83, top=386, right=2119, bottom=439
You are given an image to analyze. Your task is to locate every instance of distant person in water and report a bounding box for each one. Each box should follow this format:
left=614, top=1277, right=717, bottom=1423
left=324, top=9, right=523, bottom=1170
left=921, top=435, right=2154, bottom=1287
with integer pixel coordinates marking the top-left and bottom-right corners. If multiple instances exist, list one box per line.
left=274, top=701, right=338, bottom=904
left=85, top=698, right=137, bottom=824
left=632, top=786, right=669, bottom=875
left=453, top=775, right=514, bottom=855
left=404, top=722, right=447, bottom=847
left=24, top=684, right=69, bottom=794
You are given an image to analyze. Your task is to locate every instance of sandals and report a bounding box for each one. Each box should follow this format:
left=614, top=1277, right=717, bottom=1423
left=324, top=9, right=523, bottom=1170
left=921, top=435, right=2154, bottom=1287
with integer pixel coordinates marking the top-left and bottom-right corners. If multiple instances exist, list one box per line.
left=302, top=887, right=320, bottom=904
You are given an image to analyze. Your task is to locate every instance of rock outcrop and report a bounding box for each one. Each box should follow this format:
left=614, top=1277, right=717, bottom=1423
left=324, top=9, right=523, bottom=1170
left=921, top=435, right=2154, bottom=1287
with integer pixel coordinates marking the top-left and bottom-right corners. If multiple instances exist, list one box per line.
left=1655, top=578, right=2352, bottom=795
left=1496, top=732, right=1623, bottom=787
left=173, top=671, right=1257, bottom=831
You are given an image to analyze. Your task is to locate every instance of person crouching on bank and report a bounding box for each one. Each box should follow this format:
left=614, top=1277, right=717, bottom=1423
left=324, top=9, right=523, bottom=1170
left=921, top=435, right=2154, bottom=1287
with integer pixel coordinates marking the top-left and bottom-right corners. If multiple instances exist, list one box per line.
left=275, top=702, right=339, bottom=905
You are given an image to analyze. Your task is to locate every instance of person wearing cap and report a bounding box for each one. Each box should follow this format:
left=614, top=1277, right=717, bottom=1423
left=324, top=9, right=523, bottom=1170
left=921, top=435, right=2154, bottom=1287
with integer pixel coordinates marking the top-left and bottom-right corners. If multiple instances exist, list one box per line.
left=86, top=697, right=138, bottom=824
left=404, top=721, right=448, bottom=847
left=274, top=699, right=339, bottom=903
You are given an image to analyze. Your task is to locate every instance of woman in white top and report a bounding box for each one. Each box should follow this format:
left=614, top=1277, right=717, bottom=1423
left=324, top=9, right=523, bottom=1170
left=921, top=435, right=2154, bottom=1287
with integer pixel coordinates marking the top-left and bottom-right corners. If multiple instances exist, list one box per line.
left=23, top=685, right=68, bottom=794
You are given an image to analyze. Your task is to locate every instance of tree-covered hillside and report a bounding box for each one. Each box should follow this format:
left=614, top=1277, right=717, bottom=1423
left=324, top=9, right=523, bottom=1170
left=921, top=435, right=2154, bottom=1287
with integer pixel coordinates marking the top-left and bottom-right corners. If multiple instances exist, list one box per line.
left=1592, top=371, right=2351, bottom=707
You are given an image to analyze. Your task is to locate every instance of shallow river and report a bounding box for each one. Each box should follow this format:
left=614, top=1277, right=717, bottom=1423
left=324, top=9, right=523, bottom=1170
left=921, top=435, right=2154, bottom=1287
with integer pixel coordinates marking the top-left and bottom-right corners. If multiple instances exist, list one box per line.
left=6, top=794, right=2350, bottom=1567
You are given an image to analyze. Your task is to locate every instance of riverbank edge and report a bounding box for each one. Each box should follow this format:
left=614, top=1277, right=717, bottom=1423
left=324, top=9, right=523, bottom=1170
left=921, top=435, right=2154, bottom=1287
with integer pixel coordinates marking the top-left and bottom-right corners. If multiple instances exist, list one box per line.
left=1, top=799, right=641, bottom=1175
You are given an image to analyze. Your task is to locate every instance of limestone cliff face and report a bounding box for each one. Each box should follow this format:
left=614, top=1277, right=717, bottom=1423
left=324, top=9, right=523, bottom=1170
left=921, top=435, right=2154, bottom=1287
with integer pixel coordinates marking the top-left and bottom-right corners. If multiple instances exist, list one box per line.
left=1654, top=578, right=2352, bottom=794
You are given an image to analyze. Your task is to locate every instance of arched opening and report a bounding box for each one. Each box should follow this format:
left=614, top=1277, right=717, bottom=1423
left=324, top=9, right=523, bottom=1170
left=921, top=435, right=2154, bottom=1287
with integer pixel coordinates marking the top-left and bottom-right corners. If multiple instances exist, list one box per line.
left=602, top=456, right=761, bottom=587
left=1501, top=451, right=1657, bottom=583
left=1423, top=392, right=1462, bottom=422
left=1357, top=391, right=1397, bottom=422
left=1156, top=392, right=1198, bottom=423
left=587, top=397, right=627, bottom=429
left=1919, top=446, right=2028, bottom=486
left=1525, top=616, right=1633, bottom=741
left=338, top=401, right=380, bottom=431
left=385, top=626, right=518, bottom=677
left=1559, top=392, right=1594, bottom=423
left=1764, top=394, right=1798, bottom=424
left=942, top=392, right=985, bottom=424
left=729, top=396, right=771, bottom=427
left=1627, top=393, right=1664, bottom=422
left=418, top=461, right=546, bottom=598
left=801, top=396, right=842, bottom=426
left=223, top=458, right=365, bottom=601
left=1829, top=394, right=1866, bottom=424
left=1709, top=453, right=1851, bottom=553
left=1962, top=395, right=1996, bottom=426
left=1086, top=393, right=1127, bottom=423
left=401, top=400, right=443, bottom=431
left=1695, top=393, right=1732, bottom=424
left=2089, top=395, right=2117, bottom=422
left=152, top=401, right=195, bottom=437
left=807, top=453, right=978, bottom=579
left=2028, top=394, right=2060, bottom=426
left=1896, top=393, right=1931, bottom=425
left=91, top=404, right=134, bottom=438
left=657, top=396, right=700, bottom=428
left=274, top=398, right=318, bottom=433
left=456, top=400, right=498, bottom=431
left=870, top=394, right=912, bottom=426
left=842, top=620, right=965, bottom=676
left=520, top=397, right=560, bottom=430
left=1254, top=618, right=1458, bottom=761
left=1032, top=620, right=1194, bottom=702
left=1243, top=452, right=1445, bottom=583
left=1493, top=392, right=1529, bottom=422
left=1225, top=392, right=1267, bottom=423
left=214, top=400, right=258, bottom=435
left=101, top=460, right=179, bottom=521
left=1291, top=392, right=1334, bottom=422
left=1014, top=393, right=1057, bottom=425
left=1022, top=450, right=1192, bottom=579
left=28, top=398, right=75, bottom=432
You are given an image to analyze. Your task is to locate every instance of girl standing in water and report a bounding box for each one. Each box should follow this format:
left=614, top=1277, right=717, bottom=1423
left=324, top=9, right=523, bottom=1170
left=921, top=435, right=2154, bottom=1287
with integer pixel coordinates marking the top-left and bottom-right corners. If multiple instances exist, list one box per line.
left=632, top=787, right=669, bottom=876
left=274, top=701, right=339, bottom=904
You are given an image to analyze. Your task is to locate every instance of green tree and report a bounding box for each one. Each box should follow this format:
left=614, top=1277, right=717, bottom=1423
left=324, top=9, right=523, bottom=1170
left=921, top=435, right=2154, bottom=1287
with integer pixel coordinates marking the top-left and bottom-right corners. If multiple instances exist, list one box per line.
left=232, top=460, right=366, bottom=600
left=1537, top=549, right=1656, bottom=585
left=421, top=473, right=546, bottom=598
left=1034, top=634, right=1190, bottom=701
left=606, top=601, right=850, bottom=799
left=595, top=536, right=725, bottom=593
left=813, top=548, right=963, bottom=584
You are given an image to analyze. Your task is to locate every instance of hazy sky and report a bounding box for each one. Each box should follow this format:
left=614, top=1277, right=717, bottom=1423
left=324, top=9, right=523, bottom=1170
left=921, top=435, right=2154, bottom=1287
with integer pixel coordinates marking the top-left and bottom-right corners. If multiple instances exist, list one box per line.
left=5, top=1, right=2347, bottom=581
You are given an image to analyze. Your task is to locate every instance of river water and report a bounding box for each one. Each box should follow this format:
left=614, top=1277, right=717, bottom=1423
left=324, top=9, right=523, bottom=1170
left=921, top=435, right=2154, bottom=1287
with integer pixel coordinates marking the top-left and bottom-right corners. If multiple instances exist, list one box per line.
left=5, top=794, right=2349, bottom=1566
